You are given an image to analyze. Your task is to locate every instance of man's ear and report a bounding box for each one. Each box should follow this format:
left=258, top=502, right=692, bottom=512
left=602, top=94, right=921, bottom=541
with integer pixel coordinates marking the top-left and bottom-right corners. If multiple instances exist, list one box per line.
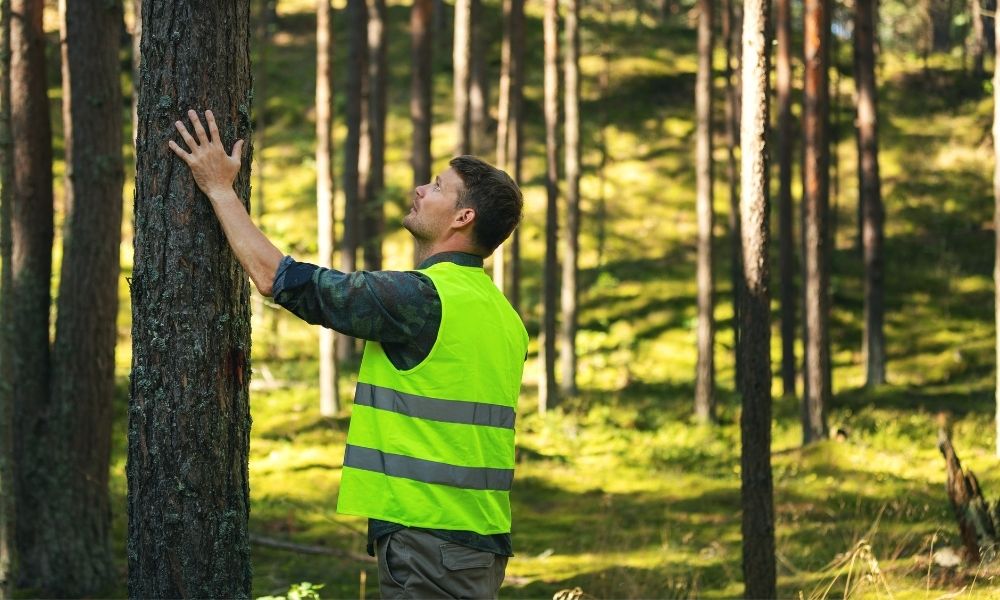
left=454, top=207, right=476, bottom=228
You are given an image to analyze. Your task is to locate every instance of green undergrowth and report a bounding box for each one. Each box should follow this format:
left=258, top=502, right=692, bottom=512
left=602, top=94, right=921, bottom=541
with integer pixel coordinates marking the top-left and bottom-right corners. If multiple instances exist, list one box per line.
left=39, top=0, right=999, bottom=597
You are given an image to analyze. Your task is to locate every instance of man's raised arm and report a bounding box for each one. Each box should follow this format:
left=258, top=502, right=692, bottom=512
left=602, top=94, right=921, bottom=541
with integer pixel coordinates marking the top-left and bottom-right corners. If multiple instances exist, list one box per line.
left=168, top=109, right=283, bottom=296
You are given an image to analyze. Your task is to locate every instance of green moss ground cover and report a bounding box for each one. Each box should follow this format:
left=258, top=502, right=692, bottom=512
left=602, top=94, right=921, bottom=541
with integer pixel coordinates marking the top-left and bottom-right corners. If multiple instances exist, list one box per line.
left=45, top=0, right=1000, bottom=596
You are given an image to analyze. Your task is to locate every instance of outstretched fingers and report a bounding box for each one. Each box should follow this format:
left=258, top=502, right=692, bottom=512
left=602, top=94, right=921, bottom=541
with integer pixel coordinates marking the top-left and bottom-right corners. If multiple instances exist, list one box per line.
left=188, top=109, right=210, bottom=145
left=167, top=139, right=192, bottom=164
left=173, top=119, right=198, bottom=151
left=206, top=110, right=222, bottom=148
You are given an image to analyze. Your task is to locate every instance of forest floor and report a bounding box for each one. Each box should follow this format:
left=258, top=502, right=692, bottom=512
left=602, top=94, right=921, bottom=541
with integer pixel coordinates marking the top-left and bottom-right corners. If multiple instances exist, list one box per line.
left=76, top=0, right=1000, bottom=597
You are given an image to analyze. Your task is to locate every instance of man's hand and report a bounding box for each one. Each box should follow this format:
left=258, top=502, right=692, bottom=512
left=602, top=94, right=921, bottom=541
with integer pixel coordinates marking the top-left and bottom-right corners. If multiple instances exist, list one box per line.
left=168, top=109, right=245, bottom=201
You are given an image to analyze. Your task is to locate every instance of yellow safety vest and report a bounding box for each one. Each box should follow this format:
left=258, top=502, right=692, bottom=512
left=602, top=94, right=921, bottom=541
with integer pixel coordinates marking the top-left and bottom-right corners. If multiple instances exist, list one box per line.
left=337, top=261, right=528, bottom=534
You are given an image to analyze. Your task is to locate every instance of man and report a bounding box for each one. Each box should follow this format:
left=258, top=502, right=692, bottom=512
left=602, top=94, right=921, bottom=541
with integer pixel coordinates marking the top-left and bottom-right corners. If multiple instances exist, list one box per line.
left=168, top=110, right=528, bottom=599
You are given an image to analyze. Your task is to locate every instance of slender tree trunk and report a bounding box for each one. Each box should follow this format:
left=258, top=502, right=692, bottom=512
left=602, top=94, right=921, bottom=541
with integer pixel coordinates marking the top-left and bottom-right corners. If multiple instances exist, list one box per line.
left=129, top=1, right=253, bottom=596
left=971, top=0, right=985, bottom=77
left=494, top=0, right=524, bottom=308
left=723, top=0, right=743, bottom=393
left=855, top=0, right=885, bottom=389
left=454, top=0, right=472, bottom=155
left=470, top=0, right=489, bottom=155
left=508, top=0, right=525, bottom=313
left=132, top=0, right=141, bottom=145
left=802, top=0, right=831, bottom=444
left=993, top=3, right=1000, bottom=456
left=411, top=0, right=433, bottom=194
left=364, top=0, right=386, bottom=272
left=540, top=0, right=559, bottom=413
left=560, top=0, right=580, bottom=400
left=595, top=0, right=611, bottom=269
left=253, top=0, right=276, bottom=359
left=739, top=0, right=775, bottom=593
left=494, top=0, right=513, bottom=291
left=10, top=0, right=54, bottom=587
left=50, top=0, right=123, bottom=594
left=317, top=0, right=340, bottom=416
left=777, top=0, right=796, bottom=398
left=694, top=0, right=714, bottom=421
left=0, top=0, right=15, bottom=593
left=340, top=0, right=367, bottom=363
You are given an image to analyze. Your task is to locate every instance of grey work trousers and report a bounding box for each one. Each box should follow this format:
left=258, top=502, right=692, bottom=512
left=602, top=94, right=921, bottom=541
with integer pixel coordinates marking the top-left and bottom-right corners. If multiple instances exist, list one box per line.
left=375, top=528, right=508, bottom=599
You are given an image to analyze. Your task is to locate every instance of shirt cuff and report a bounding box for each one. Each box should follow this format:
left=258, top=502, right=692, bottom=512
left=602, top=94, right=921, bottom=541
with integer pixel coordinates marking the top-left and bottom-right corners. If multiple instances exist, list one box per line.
left=271, top=255, right=297, bottom=297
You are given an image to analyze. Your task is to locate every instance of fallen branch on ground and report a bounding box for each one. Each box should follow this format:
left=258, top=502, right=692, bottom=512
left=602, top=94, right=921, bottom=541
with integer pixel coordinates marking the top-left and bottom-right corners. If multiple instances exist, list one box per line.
left=250, top=533, right=376, bottom=563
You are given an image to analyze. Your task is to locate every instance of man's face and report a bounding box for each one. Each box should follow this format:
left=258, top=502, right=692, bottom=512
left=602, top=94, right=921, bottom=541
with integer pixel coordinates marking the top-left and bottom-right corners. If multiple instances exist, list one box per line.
left=403, top=167, right=466, bottom=242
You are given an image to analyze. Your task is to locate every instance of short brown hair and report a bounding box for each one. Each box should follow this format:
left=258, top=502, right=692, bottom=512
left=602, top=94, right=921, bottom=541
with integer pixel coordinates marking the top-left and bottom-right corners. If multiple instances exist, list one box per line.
left=450, top=155, right=523, bottom=254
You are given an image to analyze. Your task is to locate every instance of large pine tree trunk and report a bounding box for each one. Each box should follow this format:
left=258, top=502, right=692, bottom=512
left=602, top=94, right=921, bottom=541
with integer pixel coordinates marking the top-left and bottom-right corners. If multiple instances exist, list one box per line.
left=0, top=0, right=15, bottom=593
left=339, top=0, right=367, bottom=363
left=364, top=0, right=386, bottom=272
left=776, top=0, right=796, bottom=398
left=802, top=0, right=831, bottom=444
left=560, top=0, right=580, bottom=400
left=10, top=0, right=55, bottom=587
left=50, top=0, right=123, bottom=594
left=855, top=0, right=885, bottom=389
left=453, top=0, right=472, bottom=155
left=129, top=2, right=253, bottom=596
left=694, top=0, right=714, bottom=422
left=411, top=0, right=433, bottom=195
left=540, top=0, right=559, bottom=413
left=317, top=0, right=339, bottom=416
left=739, top=0, right=776, bottom=592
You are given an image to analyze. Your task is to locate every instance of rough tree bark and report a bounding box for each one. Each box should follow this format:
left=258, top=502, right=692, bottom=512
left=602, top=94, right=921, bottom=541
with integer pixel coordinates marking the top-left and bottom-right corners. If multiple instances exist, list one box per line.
left=802, top=0, right=831, bottom=444
left=339, top=0, right=367, bottom=363
left=694, top=0, right=714, bottom=422
left=0, top=0, right=14, bottom=593
left=411, top=0, right=433, bottom=196
left=364, top=0, right=386, bottom=271
left=129, top=1, right=253, bottom=597
left=317, top=0, right=339, bottom=416
left=50, top=0, right=123, bottom=594
left=10, top=0, right=55, bottom=588
left=453, top=0, right=472, bottom=155
left=540, top=0, right=559, bottom=413
left=855, top=0, right=885, bottom=389
left=776, top=0, right=796, bottom=398
left=739, top=0, right=776, bottom=593
left=560, top=0, right=580, bottom=400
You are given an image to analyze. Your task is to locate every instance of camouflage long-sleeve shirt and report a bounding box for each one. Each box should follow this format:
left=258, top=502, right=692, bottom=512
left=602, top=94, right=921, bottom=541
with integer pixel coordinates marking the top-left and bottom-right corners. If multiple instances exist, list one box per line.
left=272, top=251, right=513, bottom=557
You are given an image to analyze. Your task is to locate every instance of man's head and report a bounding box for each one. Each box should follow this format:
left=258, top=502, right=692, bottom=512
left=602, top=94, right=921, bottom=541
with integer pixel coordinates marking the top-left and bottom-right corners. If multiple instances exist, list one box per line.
left=403, top=156, right=522, bottom=257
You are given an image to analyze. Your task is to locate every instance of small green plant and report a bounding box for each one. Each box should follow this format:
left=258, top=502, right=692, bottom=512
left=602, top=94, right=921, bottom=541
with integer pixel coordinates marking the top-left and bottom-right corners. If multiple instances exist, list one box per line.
left=258, top=581, right=325, bottom=600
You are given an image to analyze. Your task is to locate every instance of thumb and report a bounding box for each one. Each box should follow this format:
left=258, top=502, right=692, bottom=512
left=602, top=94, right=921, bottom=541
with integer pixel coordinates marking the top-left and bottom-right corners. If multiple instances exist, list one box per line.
left=230, top=139, right=244, bottom=161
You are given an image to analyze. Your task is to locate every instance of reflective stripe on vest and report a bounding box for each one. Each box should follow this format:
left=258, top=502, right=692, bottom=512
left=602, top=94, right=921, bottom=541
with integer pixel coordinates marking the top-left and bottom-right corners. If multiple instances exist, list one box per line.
left=343, top=444, right=515, bottom=491
left=354, top=382, right=516, bottom=429
left=336, top=261, right=528, bottom=535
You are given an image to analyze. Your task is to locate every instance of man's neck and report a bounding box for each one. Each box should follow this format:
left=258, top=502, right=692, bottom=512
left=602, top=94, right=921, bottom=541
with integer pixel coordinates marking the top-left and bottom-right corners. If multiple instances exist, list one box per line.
left=413, top=241, right=480, bottom=268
